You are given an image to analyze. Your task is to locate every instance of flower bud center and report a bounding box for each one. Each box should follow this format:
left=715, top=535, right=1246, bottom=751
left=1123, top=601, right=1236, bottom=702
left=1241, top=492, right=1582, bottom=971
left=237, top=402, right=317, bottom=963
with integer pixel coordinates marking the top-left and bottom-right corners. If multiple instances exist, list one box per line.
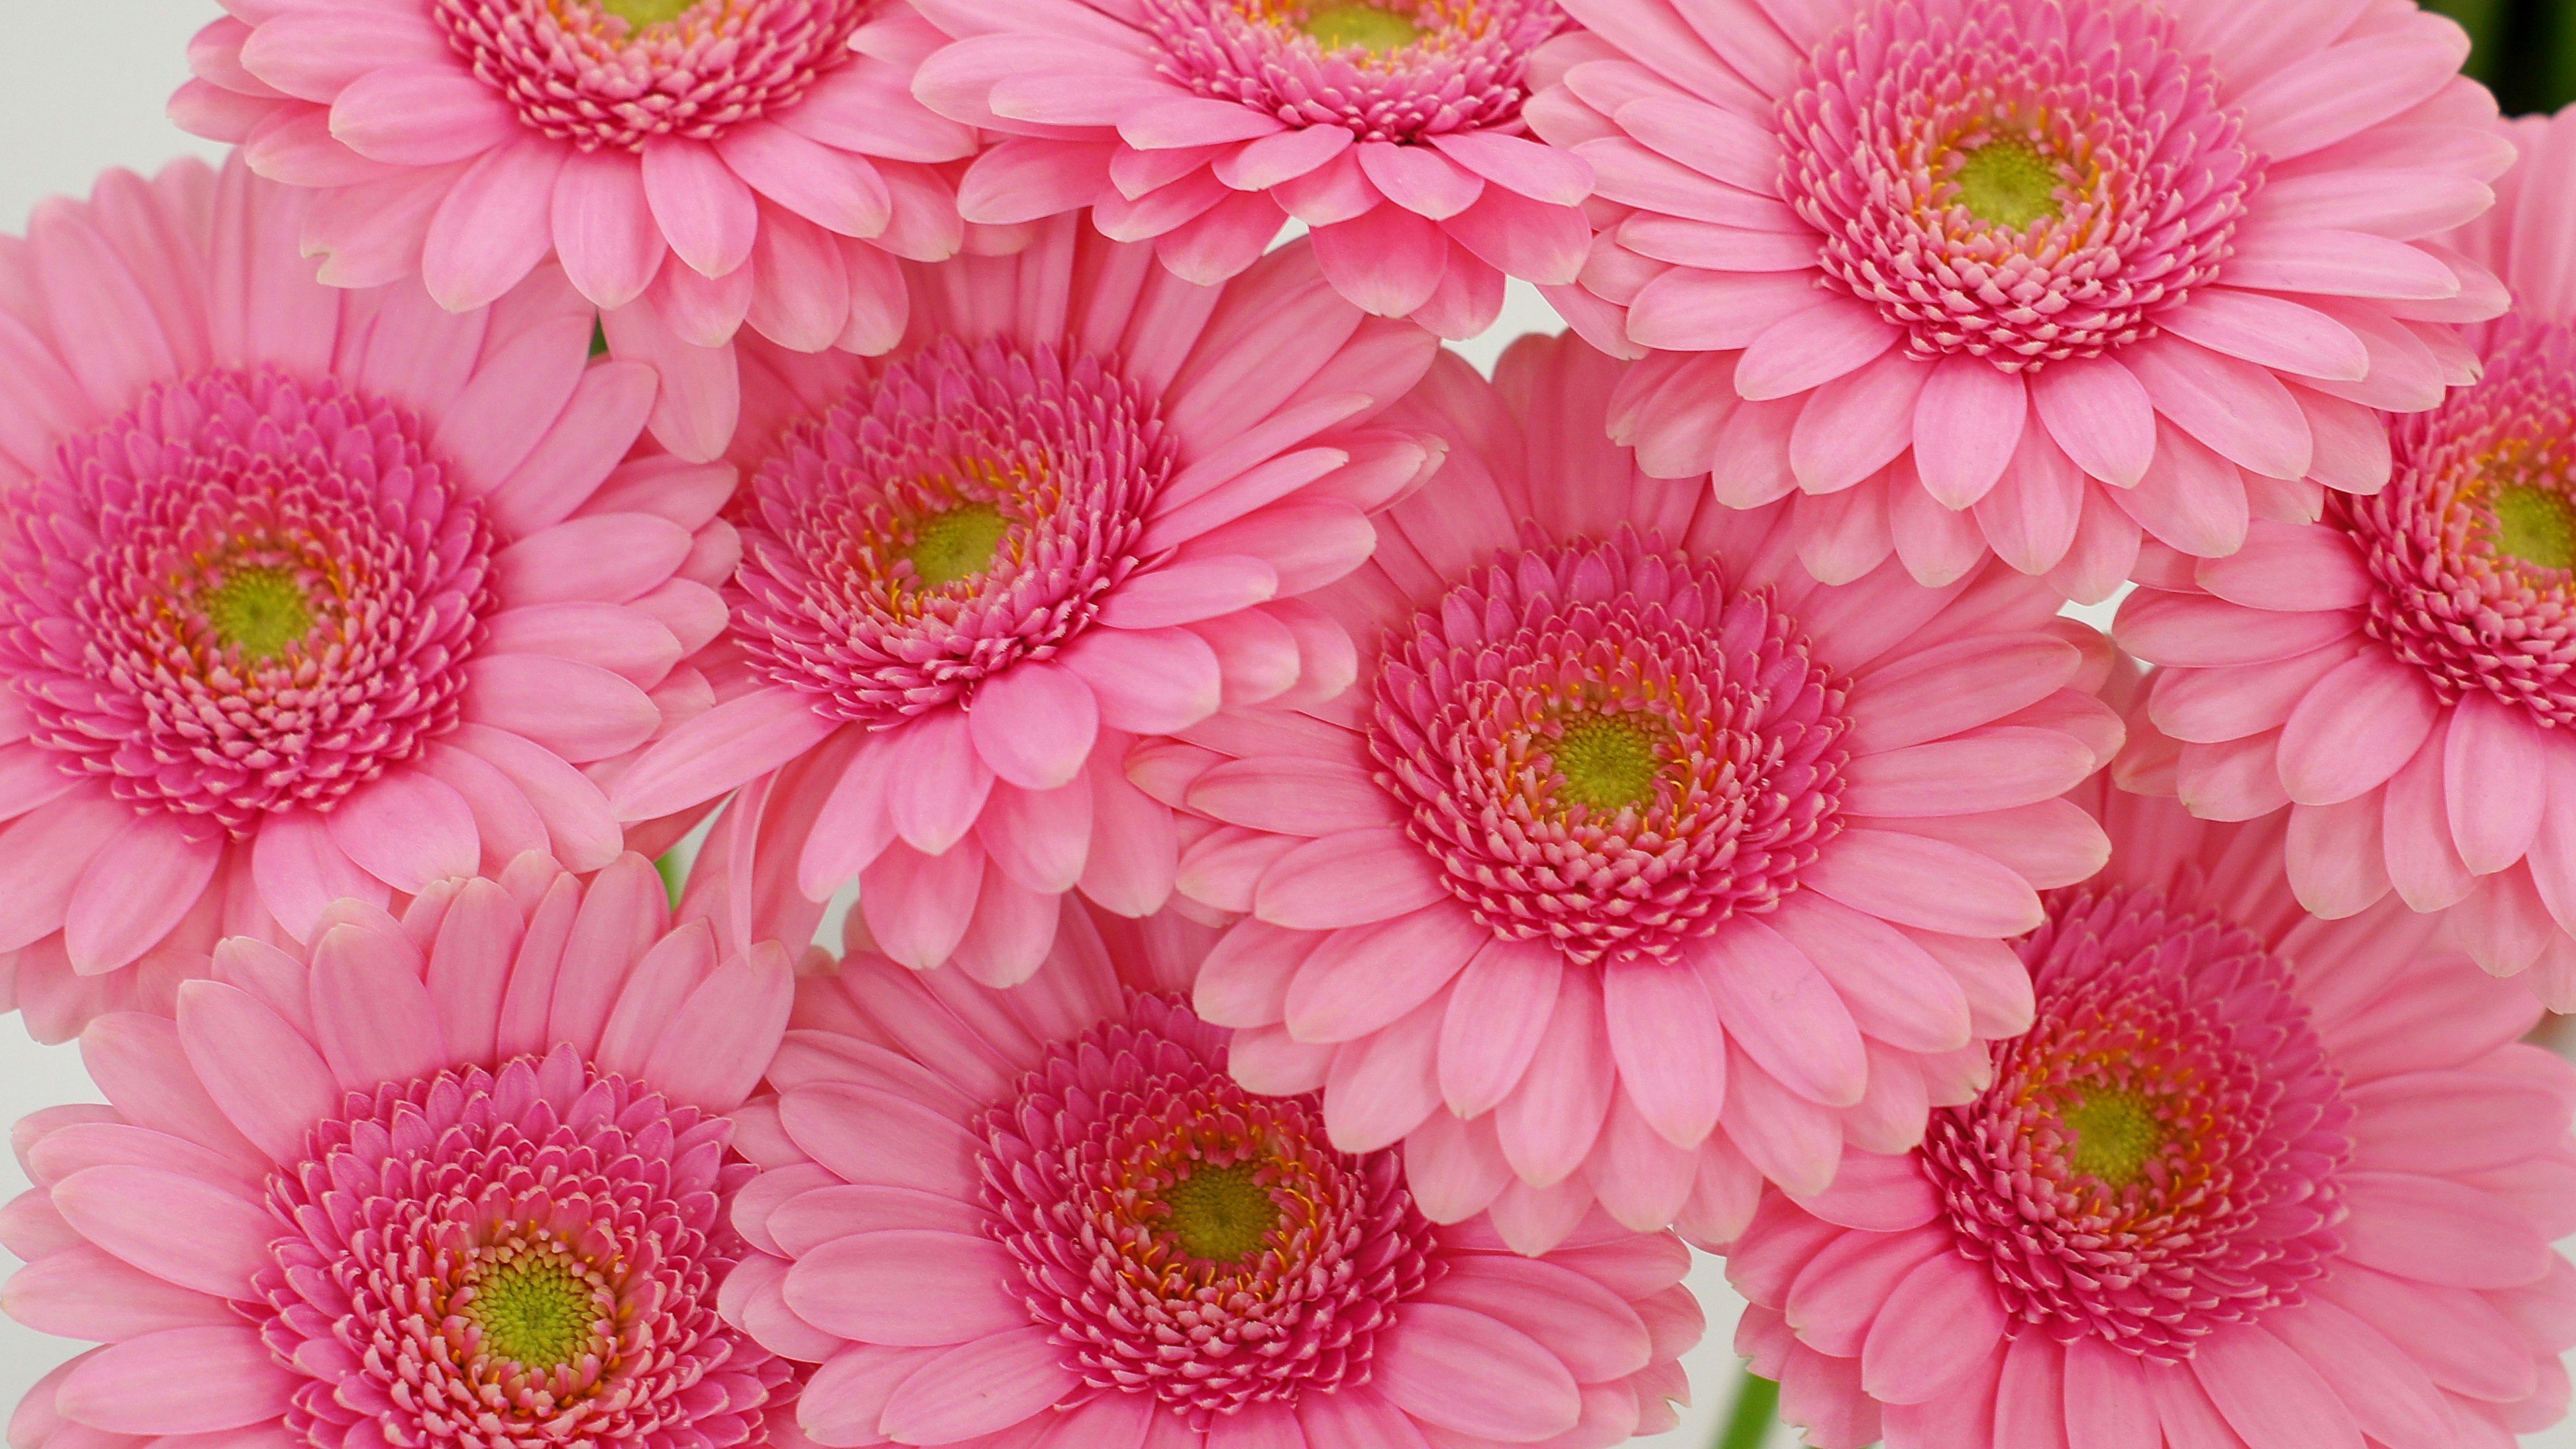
left=1161, top=1163, right=1283, bottom=1264
left=1301, top=3, right=1422, bottom=52
left=1952, top=138, right=2062, bottom=229
left=201, top=565, right=315, bottom=661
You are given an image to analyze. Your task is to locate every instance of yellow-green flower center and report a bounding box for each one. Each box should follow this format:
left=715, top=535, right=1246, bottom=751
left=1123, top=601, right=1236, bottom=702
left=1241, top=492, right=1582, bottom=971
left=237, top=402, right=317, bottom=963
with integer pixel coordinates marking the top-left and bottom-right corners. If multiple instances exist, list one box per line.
left=2490, top=482, right=2576, bottom=572
left=202, top=566, right=314, bottom=661
left=1160, top=1163, right=1281, bottom=1263
left=1953, top=140, right=2062, bottom=229
left=1550, top=711, right=1668, bottom=812
left=1301, top=3, right=1422, bottom=52
left=466, top=1254, right=599, bottom=1369
left=596, top=0, right=702, bottom=26
left=2059, top=1085, right=2165, bottom=1187
left=904, top=504, right=1012, bottom=588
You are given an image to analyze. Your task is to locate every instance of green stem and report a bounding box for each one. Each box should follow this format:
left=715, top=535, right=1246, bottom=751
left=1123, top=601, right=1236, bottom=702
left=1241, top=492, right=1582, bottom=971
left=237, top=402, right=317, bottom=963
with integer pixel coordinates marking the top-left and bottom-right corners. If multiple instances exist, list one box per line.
left=1713, top=1369, right=1781, bottom=1449
left=655, top=849, right=688, bottom=909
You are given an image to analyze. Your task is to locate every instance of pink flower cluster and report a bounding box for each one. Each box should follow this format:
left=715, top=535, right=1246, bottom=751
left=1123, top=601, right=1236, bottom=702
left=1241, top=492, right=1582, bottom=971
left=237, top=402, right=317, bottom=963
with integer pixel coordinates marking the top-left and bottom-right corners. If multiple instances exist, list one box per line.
left=0, top=2, right=2571, bottom=1448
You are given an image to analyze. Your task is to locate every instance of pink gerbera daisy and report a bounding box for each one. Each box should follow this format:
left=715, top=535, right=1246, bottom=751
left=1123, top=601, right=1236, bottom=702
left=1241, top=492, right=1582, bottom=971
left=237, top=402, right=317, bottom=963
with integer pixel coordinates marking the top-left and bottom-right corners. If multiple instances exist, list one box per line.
left=606, top=218, right=1442, bottom=986
left=1722, top=777, right=2576, bottom=1449
left=722, top=894, right=1702, bottom=1447
left=1132, top=332, right=2123, bottom=1254
left=904, top=0, right=1597, bottom=339
left=1525, top=0, right=2511, bottom=598
left=2113, top=106, right=2576, bottom=1003
left=0, top=158, right=728, bottom=1044
left=1, top=853, right=802, bottom=1449
left=174, top=0, right=984, bottom=460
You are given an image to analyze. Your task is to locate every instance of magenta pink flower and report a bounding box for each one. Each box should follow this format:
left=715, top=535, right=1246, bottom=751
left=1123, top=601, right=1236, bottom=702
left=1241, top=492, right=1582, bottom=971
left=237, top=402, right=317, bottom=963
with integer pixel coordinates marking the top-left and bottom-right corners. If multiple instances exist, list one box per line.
left=174, top=0, right=982, bottom=460
left=0, top=158, right=728, bottom=1044
left=2, top=853, right=802, bottom=1449
left=1722, top=782, right=2576, bottom=1449
left=906, top=0, right=1597, bottom=339
left=1527, top=0, right=2510, bottom=597
left=2112, top=107, right=2576, bottom=1003
left=724, top=896, right=1702, bottom=1446
left=606, top=219, right=1442, bottom=985
left=1134, top=333, right=2122, bottom=1254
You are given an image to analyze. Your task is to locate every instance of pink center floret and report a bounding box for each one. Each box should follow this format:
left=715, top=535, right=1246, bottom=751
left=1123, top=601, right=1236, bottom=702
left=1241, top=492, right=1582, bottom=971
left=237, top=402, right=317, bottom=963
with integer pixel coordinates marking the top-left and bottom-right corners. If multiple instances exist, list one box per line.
left=1370, top=531, right=1850, bottom=966
left=732, top=338, right=1161, bottom=724
left=1778, top=0, right=2258, bottom=369
left=250, top=1045, right=784, bottom=1449
left=1140, top=0, right=1564, bottom=144
left=1921, top=882, right=2353, bottom=1359
left=979, top=995, right=1439, bottom=1424
left=2343, top=319, right=2576, bottom=726
left=432, top=0, right=869, bottom=151
left=0, top=368, right=494, bottom=835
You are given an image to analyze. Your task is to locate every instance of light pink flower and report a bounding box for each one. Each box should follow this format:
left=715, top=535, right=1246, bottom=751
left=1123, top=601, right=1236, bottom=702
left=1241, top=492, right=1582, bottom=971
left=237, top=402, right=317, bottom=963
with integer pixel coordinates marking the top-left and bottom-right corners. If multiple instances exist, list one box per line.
left=1722, top=780, right=2576, bottom=1449
left=1526, top=0, right=2511, bottom=597
left=606, top=218, right=1442, bottom=985
left=2111, top=106, right=2576, bottom=1003
left=1, top=853, right=802, bottom=1449
left=1134, top=333, right=2122, bottom=1254
left=174, top=0, right=984, bottom=460
left=724, top=895, right=1702, bottom=1447
left=907, top=0, right=1597, bottom=339
left=0, top=158, right=729, bottom=1044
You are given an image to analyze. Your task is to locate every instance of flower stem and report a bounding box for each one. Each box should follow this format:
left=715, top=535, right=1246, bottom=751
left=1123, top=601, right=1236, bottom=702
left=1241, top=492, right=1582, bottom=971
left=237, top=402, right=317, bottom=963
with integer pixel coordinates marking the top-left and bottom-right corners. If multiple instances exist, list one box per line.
left=1714, top=1369, right=1780, bottom=1449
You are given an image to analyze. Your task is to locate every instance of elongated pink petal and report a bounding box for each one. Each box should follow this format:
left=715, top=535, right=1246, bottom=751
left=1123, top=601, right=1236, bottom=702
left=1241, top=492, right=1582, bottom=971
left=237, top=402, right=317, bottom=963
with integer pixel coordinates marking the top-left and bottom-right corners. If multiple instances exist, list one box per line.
left=57, top=1326, right=297, bottom=1434
left=1375, top=1302, right=1582, bottom=1442
left=52, top=1165, right=275, bottom=1299
left=967, top=662, right=1099, bottom=792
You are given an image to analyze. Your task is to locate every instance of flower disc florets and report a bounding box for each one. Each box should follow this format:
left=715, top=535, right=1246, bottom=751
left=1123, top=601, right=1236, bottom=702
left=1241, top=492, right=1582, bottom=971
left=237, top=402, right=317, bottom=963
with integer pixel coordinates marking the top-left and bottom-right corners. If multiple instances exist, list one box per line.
left=1140, top=0, right=1562, bottom=143
left=1370, top=531, right=1851, bottom=965
left=431, top=0, right=871, bottom=152
left=0, top=367, right=495, bottom=835
left=2341, top=321, right=2576, bottom=727
left=1922, top=881, right=2352, bottom=1360
left=1778, top=0, right=2258, bottom=369
left=731, top=338, right=1163, bottom=724
left=979, top=994, right=1439, bottom=1423
left=252, top=1044, right=784, bottom=1449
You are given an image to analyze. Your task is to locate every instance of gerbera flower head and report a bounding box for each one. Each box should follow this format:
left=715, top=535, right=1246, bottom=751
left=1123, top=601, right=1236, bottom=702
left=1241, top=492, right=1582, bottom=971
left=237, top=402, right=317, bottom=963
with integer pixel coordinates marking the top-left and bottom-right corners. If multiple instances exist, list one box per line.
left=1135, top=333, right=2124, bottom=1254
left=608, top=218, right=1443, bottom=987
left=726, top=896, right=1703, bottom=1446
left=0, top=158, right=729, bottom=1044
left=1723, top=783, right=2576, bottom=1449
left=1528, top=0, right=2512, bottom=598
left=174, top=0, right=984, bottom=461
left=2114, top=105, right=2576, bottom=1002
left=1, top=853, right=801, bottom=1449
left=906, top=0, right=1597, bottom=339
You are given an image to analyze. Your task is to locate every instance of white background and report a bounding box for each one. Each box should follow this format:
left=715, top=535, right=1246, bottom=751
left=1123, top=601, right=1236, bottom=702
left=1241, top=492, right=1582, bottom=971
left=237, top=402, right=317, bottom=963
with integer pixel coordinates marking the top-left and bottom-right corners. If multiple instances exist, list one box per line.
left=0, top=7, right=2561, bottom=1447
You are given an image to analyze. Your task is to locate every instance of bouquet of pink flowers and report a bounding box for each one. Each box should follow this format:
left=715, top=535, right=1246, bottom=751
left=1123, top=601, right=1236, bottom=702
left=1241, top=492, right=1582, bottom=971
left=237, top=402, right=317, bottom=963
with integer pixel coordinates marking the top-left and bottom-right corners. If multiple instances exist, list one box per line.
left=3, top=0, right=2574, bottom=1446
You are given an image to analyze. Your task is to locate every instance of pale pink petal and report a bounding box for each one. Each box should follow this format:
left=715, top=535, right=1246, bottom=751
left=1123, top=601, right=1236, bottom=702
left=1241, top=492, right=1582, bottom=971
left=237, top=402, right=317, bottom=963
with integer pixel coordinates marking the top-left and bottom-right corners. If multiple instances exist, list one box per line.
left=1376, top=1302, right=1582, bottom=1442
left=62, top=817, right=222, bottom=977
left=553, top=150, right=668, bottom=310
left=56, top=1326, right=297, bottom=1434
left=174, top=980, right=337, bottom=1165
left=1284, top=905, right=1483, bottom=1043
left=1437, top=937, right=1562, bottom=1119
left=642, top=138, right=760, bottom=280
left=1253, top=828, right=1448, bottom=929
left=51, top=1165, right=275, bottom=1299
left=1861, top=1253, right=2009, bottom=1404
left=421, top=140, right=565, bottom=311
left=783, top=1230, right=1028, bottom=1346
left=879, top=1328, right=1083, bottom=1444
left=328, top=66, right=515, bottom=166
left=325, top=768, right=480, bottom=894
